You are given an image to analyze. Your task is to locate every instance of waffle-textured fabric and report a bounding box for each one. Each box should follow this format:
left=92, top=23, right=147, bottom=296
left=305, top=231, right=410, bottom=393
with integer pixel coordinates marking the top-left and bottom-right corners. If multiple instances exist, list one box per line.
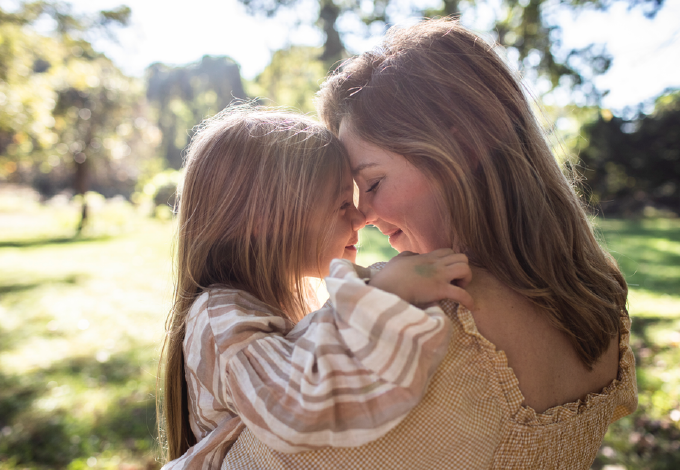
left=222, top=301, right=637, bottom=470
left=162, top=259, right=453, bottom=469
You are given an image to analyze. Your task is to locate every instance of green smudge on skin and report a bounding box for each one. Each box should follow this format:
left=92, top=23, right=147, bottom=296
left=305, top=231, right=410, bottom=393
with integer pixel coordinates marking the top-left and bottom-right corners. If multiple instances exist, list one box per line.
left=415, top=264, right=436, bottom=278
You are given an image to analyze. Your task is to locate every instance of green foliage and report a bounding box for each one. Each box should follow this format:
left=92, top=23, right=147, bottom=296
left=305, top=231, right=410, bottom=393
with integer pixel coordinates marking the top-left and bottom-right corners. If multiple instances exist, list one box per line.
left=0, top=15, right=62, bottom=177
left=355, top=225, right=398, bottom=266
left=577, top=90, right=680, bottom=216
left=134, top=168, right=183, bottom=219
left=0, top=1, right=162, bottom=234
left=245, top=46, right=328, bottom=114
left=237, top=0, right=665, bottom=102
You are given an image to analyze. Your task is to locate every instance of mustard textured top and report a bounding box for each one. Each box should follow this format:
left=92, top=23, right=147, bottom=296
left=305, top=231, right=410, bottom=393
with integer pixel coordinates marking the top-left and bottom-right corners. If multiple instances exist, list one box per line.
left=222, top=300, right=638, bottom=470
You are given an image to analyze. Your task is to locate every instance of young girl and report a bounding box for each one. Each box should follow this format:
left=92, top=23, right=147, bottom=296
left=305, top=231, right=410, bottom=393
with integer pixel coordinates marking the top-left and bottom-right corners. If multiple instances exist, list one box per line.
left=159, top=106, right=474, bottom=469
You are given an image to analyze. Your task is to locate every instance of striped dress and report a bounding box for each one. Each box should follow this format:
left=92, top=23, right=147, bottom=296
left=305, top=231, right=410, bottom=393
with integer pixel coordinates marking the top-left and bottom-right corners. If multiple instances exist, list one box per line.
left=162, top=259, right=452, bottom=469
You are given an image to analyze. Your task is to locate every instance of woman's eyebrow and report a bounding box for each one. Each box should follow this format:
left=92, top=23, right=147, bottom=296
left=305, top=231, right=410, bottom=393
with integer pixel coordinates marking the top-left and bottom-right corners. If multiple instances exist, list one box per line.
left=351, top=162, right=378, bottom=175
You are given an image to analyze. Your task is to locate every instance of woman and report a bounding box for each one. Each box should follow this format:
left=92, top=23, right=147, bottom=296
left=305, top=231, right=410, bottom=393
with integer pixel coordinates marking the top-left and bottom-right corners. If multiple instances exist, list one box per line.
left=221, top=18, right=637, bottom=470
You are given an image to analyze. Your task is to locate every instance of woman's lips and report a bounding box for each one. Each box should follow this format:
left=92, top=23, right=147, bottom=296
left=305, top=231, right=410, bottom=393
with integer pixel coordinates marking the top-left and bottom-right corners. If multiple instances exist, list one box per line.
left=386, top=229, right=403, bottom=244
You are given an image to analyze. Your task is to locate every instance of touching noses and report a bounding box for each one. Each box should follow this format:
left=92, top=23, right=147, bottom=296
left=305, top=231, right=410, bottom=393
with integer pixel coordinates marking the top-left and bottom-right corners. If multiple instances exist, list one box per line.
left=356, top=193, right=377, bottom=226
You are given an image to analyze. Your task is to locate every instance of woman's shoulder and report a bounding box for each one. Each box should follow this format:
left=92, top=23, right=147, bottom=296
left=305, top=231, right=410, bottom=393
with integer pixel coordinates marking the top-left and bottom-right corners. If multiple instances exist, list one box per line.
left=464, top=267, right=622, bottom=413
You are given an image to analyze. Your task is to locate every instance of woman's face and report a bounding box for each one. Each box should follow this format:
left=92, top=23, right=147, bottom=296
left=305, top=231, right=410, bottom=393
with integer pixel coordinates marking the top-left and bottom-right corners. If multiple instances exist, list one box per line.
left=304, top=167, right=366, bottom=277
left=339, top=122, right=450, bottom=254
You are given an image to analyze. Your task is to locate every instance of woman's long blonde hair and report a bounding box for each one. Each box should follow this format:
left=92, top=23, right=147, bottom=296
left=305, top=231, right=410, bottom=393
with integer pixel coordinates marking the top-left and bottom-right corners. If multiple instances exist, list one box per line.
left=157, top=106, right=348, bottom=461
left=317, top=18, right=627, bottom=369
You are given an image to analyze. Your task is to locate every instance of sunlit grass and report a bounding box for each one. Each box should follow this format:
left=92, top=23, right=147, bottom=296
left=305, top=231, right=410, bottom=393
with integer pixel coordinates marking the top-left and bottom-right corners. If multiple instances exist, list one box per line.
left=356, top=225, right=398, bottom=267
left=0, top=194, right=172, bottom=469
left=593, top=218, right=680, bottom=469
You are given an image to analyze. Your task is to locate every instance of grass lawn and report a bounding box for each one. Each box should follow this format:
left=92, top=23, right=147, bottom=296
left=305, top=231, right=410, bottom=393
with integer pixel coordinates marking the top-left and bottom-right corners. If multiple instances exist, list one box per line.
left=593, top=218, right=680, bottom=470
left=0, top=192, right=678, bottom=469
left=0, top=192, right=173, bottom=469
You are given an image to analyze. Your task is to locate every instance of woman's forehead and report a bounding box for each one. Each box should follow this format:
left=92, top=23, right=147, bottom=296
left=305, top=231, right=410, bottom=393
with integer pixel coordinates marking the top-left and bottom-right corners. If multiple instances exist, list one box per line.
left=339, top=127, right=390, bottom=169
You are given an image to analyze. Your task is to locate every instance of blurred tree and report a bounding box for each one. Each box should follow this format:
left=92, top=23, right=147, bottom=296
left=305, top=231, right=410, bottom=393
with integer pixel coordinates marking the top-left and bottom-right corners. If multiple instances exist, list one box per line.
left=237, top=0, right=664, bottom=102
left=146, top=55, right=247, bottom=169
left=0, top=1, right=160, bottom=232
left=245, top=46, right=328, bottom=113
left=577, top=89, right=680, bottom=216
left=50, top=60, right=157, bottom=232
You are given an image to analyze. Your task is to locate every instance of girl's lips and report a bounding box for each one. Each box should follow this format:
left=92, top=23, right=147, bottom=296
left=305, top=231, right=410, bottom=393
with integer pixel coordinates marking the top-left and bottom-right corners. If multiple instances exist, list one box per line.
left=345, top=235, right=359, bottom=251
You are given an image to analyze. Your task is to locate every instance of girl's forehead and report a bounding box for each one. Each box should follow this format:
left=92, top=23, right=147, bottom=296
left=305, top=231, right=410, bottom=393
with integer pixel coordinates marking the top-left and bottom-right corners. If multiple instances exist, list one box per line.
left=317, top=166, right=352, bottom=203
left=341, top=168, right=355, bottom=190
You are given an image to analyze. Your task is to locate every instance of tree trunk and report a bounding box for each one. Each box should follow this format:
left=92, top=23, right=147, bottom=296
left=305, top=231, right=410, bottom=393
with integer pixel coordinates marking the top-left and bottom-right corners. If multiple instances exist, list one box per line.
left=318, top=0, right=344, bottom=64
left=442, top=0, right=460, bottom=16
left=74, top=156, right=88, bottom=234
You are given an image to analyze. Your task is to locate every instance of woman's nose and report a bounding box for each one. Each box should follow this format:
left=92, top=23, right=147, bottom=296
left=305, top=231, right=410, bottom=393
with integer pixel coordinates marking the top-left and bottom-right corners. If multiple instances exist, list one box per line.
left=357, top=194, right=376, bottom=225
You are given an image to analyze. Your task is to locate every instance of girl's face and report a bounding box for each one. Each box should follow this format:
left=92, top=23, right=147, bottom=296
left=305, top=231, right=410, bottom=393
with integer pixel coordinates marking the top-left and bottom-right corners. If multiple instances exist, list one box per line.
left=339, top=122, right=450, bottom=254
left=304, top=168, right=366, bottom=277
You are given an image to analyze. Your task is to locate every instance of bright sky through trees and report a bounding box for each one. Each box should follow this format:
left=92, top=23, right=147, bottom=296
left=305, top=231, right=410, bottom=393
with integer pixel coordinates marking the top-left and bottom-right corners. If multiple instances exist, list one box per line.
left=2, top=0, right=679, bottom=112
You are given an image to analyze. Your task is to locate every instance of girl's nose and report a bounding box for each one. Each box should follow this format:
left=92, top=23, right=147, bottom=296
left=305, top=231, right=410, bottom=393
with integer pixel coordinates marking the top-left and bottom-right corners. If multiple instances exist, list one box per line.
left=351, top=205, right=367, bottom=231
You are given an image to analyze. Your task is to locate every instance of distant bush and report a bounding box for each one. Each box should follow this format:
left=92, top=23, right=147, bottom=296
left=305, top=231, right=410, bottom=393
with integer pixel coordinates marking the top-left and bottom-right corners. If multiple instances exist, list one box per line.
left=578, top=90, right=680, bottom=217
left=135, top=169, right=182, bottom=219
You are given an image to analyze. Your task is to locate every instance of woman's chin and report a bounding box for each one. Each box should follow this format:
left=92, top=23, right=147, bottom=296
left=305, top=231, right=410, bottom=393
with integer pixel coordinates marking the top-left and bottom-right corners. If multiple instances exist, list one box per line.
left=388, top=233, right=411, bottom=253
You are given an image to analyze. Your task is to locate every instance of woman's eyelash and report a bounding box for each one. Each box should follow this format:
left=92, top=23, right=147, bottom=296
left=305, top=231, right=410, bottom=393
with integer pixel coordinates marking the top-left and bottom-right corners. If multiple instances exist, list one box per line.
left=366, top=180, right=380, bottom=193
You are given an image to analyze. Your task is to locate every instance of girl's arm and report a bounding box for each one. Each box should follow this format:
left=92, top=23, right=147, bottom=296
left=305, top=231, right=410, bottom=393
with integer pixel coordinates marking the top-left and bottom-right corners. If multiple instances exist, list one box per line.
left=187, top=252, right=470, bottom=453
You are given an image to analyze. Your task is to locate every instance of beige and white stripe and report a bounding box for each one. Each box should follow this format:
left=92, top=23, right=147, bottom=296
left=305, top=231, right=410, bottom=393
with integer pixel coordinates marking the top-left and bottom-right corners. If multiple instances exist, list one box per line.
left=162, top=259, right=452, bottom=469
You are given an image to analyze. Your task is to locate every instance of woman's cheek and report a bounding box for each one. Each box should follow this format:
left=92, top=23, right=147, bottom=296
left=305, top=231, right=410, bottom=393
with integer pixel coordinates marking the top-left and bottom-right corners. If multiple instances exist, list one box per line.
left=376, top=194, right=401, bottom=222
left=371, top=194, right=387, bottom=218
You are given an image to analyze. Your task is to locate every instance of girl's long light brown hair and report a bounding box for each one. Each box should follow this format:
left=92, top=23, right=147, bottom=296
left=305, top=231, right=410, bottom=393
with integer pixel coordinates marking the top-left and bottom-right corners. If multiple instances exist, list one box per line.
left=157, top=106, right=348, bottom=462
left=317, top=18, right=627, bottom=370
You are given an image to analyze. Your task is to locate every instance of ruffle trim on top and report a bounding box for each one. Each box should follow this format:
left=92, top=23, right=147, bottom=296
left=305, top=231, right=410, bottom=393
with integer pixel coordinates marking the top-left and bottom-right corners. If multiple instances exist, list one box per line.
left=454, top=305, right=635, bottom=427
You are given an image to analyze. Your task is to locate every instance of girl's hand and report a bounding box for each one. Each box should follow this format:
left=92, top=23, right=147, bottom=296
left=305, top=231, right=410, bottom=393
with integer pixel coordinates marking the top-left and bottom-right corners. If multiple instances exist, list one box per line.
left=368, top=249, right=474, bottom=311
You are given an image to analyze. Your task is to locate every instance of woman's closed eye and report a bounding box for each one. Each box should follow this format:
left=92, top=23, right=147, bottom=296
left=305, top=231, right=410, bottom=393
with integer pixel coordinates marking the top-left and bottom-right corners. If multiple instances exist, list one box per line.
left=366, top=179, right=381, bottom=193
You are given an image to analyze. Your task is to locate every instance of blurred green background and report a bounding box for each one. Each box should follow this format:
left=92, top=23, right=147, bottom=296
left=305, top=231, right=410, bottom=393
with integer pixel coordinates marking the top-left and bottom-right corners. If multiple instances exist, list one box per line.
left=1, top=0, right=679, bottom=469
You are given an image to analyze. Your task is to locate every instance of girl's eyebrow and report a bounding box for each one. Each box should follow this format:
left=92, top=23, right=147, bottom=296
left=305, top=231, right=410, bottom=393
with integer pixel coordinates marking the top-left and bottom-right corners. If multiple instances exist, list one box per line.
left=351, top=162, right=378, bottom=175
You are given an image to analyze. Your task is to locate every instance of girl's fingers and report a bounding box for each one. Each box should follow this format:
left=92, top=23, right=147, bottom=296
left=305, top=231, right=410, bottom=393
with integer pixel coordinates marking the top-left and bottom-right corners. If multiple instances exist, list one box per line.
left=443, top=285, right=475, bottom=311
left=396, top=250, right=418, bottom=258
left=442, top=263, right=472, bottom=288
left=429, top=248, right=456, bottom=258
left=440, top=253, right=468, bottom=266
